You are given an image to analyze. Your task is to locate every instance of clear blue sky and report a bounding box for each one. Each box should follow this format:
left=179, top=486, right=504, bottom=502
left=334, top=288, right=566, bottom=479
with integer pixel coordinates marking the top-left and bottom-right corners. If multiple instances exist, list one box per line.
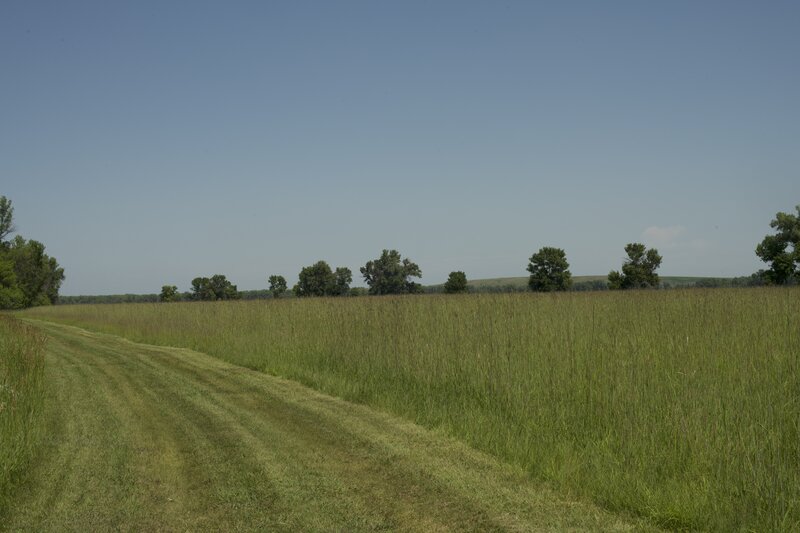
left=2, top=1, right=798, bottom=295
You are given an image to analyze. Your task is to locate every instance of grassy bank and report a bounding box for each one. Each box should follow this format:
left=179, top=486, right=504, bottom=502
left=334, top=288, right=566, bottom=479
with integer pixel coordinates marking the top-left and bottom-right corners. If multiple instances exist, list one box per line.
left=23, top=288, right=800, bottom=531
left=0, top=316, right=46, bottom=518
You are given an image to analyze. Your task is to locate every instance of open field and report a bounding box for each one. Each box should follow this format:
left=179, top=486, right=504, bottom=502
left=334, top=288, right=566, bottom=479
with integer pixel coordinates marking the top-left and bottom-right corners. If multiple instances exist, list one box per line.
left=0, top=317, right=45, bottom=520
left=2, top=320, right=651, bottom=531
left=21, top=288, right=800, bottom=531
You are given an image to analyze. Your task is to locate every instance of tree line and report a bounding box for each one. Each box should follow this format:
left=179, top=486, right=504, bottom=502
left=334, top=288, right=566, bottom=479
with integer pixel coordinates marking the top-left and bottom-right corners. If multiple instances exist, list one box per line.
left=0, top=196, right=64, bottom=309
left=159, top=249, right=427, bottom=302
left=4, top=194, right=792, bottom=307
left=153, top=203, right=797, bottom=303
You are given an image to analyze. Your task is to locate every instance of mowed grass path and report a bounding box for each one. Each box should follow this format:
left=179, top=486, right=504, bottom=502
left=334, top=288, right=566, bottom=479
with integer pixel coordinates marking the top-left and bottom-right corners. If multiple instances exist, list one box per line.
left=4, top=320, right=651, bottom=532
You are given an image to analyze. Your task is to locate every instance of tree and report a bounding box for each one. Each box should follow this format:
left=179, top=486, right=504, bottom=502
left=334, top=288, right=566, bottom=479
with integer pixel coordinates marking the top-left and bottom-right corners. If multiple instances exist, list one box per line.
left=293, top=261, right=351, bottom=297
left=756, top=205, right=800, bottom=285
left=294, top=261, right=333, bottom=297
left=360, top=249, right=422, bottom=295
left=5, top=236, right=65, bottom=306
left=444, top=271, right=468, bottom=294
left=268, top=275, right=287, bottom=298
left=0, top=196, right=15, bottom=245
left=527, top=247, right=572, bottom=292
left=191, top=277, right=214, bottom=300
left=159, top=285, right=179, bottom=302
left=190, top=274, right=239, bottom=301
left=608, top=243, right=662, bottom=289
left=210, top=274, right=240, bottom=300
left=0, top=197, right=64, bottom=308
left=331, top=267, right=353, bottom=296
left=0, top=258, right=25, bottom=309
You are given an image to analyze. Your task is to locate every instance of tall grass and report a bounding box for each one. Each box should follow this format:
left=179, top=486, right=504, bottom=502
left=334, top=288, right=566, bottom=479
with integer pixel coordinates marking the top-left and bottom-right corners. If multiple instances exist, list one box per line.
left=0, top=315, right=46, bottom=517
left=24, top=288, right=800, bottom=531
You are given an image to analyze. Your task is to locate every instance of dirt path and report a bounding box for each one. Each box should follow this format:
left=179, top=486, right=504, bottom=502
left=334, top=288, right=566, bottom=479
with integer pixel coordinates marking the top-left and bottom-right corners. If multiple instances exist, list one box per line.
left=5, top=320, right=654, bottom=531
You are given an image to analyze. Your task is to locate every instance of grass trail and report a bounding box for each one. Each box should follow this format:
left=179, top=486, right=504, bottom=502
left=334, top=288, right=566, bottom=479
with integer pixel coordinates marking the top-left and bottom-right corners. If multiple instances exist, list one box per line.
left=4, top=320, right=652, bottom=531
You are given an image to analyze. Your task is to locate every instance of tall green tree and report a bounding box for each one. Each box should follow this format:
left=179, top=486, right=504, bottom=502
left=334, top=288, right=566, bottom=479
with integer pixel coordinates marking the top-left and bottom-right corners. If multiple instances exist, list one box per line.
left=0, top=197, right=24, bottom=309
left=294, top=261, right=333, bottom=297
left=0, top=258, right=25, bottom=309
left=293, top=261, right=351, bottom=297
left=0, top=196, right=15, bottom=244
left=5, top=236, right=65, bottom=306
left=360, top=250, right=422, bottom=295
left=527, top=247, right=572, bottom=292
left=190, top=277, right=214, bottom=300
left=331, top=267, right=353, bottom=296
left=608, top=243, right=662, bottom=289
left=0, top=197, right=65, bottom=308
left=159, top=285, right=179, bottom=302
left=444, top=271, right=468, bottom=294
left=210, top=274, right=240, bottom=300
left=756, top=205, right=800, bottom=285
left=268, top=275, right=287, bottom=298
left=190, top=275, right=239, bottom=301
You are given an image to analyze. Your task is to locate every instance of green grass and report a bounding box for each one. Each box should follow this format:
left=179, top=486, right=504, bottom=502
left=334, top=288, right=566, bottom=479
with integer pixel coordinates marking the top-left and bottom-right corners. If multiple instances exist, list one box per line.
left=4, top=320, right=650, bottom=531
left=21, top=288, right=800, bottom=531
left=0, top=316, right=46, bottom=519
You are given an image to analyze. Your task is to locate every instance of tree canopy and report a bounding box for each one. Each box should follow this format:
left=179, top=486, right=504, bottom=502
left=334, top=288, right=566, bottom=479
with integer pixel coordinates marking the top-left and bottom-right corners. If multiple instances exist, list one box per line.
left=0, top=196, right=15, bottom=244
left=443, top=271, right=468, bottom=294
left=0, top=196, right=65, bottom=309
left=331, top=267, right=353, bottom=296
left=159, top=285, right=179, bottom=302
left=268, top=275, right=288, bottom=298
left=293, top=261, right=352, bottom=297
left=527, top=247, right=572, bottom=292
left=0, top=257, right=25, bottom=309
left=360, top=250, right=422, bottom=295
left=608, top=243, right=662, bottom=289
left=190, top=275, right=240, bottom=301
left=756, top=205, right=799, bottom=285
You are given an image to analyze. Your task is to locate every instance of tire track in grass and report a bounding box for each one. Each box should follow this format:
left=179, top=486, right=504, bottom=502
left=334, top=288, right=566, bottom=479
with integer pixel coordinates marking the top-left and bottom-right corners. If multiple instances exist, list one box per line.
left=54, top=328, right=475, bottom=531
left=5, top=320, right=659, bottom=532
left=9, top=334, right=141, bottom=530
left=55, top=330, right=390, bottom=530
left=47, top=328, right=297, bottom=531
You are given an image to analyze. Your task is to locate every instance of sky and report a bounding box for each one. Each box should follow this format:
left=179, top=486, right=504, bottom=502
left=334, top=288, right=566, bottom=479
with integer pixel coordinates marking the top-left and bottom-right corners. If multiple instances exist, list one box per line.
left=2, top=1, right=799, bottom=295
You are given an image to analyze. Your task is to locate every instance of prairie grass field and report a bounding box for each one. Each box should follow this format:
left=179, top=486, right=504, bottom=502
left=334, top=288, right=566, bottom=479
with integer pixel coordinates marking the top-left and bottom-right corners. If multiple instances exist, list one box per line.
left=0, top=316, right=46, bottom=518
left=22, top=288, right=800, bottom=531
left=5, top=320, right=649, bottom=531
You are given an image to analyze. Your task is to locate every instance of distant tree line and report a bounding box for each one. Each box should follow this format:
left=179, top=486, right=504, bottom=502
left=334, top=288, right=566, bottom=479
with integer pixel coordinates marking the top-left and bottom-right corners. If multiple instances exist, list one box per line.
left=157, top=274, right=241, bottom=302
left=689, top=275, right=766, bottom=288
left=52, top=203, right=799, bottom=304
left=59, top=288, right=281, bottom=305
left=59, top=293, right=161, bottom=305
left=152, top=249, right=428, bottom=303
left=0, top=196, right=65, bottom=309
